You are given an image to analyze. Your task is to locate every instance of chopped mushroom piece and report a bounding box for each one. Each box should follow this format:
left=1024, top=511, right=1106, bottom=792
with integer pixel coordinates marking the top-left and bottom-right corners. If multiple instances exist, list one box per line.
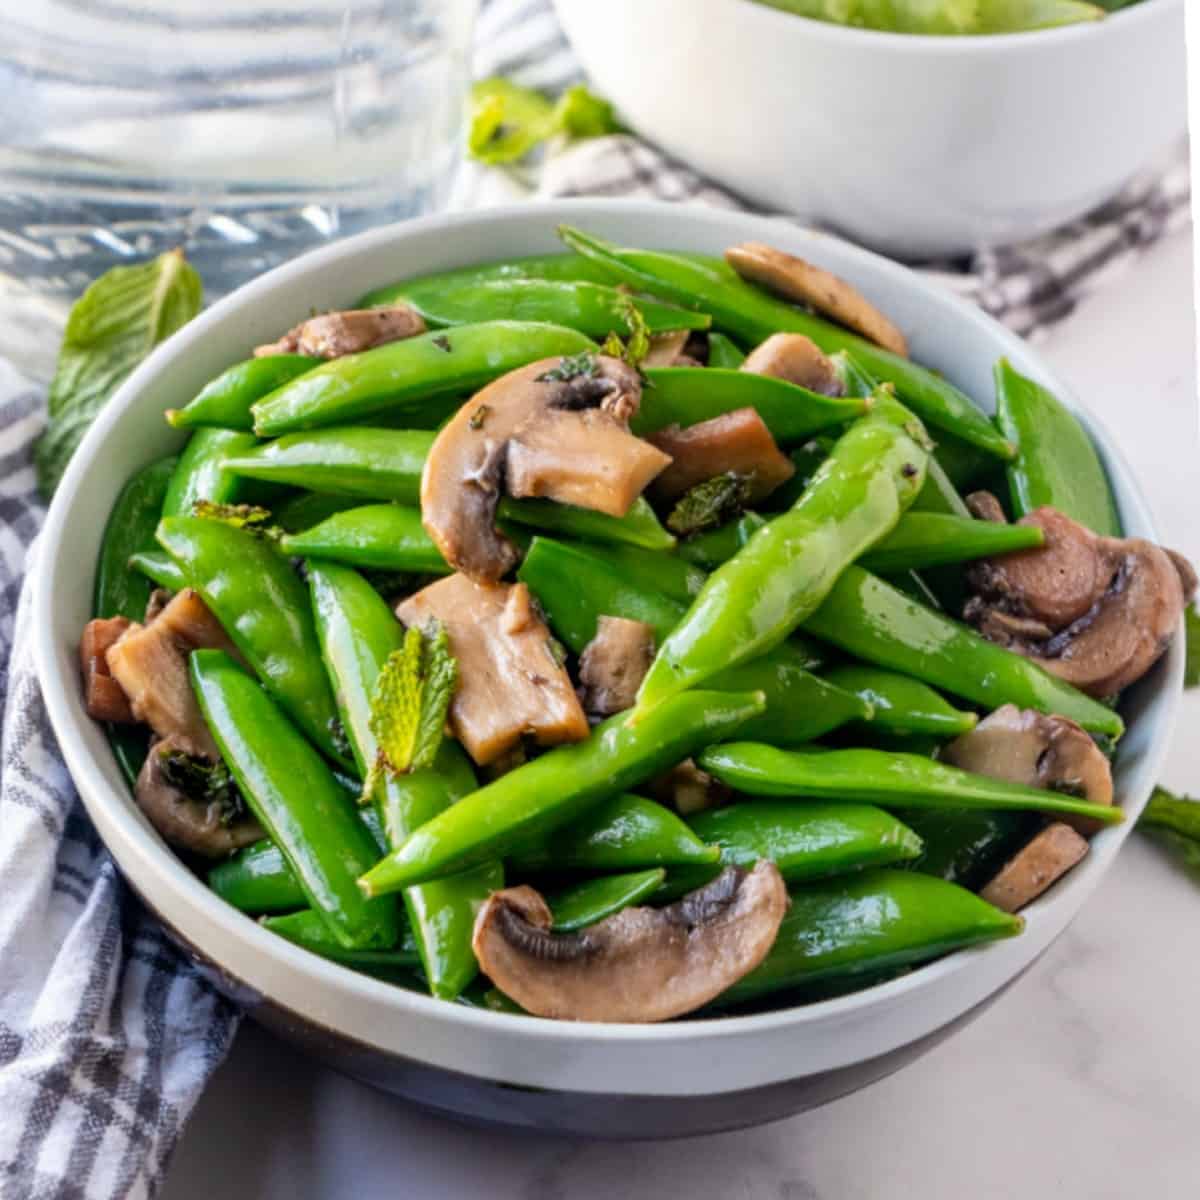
left=741, top=332, right=845, bottom=397
left=396, top=573, right=588, bottom=766
left=943, top=704, right=1113, bottom=835
left=641, top=330, right=699, bottom=367
left=652, top=759, right=728, bottom=816
left=135, top=734, right=264, bottom=858
left=648, top=407, right=795, bottom=503
left=578, top=615, right=656, bottom=716
left=472, top=862, right=788, bottom=1022
left=979, top=822, right=1089, bottom=913
left=105, top=588, right=239, bottom=757
left=254, top=304, right=426, bottom=359
left=726, top=243, right=909, bottom=358
left=964, top=501, right=1196, bottom=697
left=80, top=617, right=136, bottom=723
left=421, top=354, right=672, bottom=581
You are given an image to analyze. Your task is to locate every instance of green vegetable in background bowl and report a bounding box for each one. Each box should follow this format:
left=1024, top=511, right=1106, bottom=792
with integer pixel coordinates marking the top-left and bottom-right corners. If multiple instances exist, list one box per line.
left=750, top=0, right=1120, bottom=34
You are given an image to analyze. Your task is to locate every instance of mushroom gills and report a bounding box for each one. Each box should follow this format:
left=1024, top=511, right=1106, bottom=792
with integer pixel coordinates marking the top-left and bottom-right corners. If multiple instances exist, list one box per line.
left=396, top=573, right=588, bottom=766
left=472, top=861, right=789, bottom=1022
left=255, top=304, right=426, bottom=359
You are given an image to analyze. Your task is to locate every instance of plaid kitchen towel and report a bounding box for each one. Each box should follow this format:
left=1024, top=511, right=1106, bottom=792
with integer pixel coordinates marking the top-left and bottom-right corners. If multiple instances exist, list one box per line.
left=466, top=0, right=1193, bottom=340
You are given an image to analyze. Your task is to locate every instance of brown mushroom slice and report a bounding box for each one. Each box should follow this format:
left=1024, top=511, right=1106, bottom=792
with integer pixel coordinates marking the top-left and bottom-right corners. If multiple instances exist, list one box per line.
left=641, top=330, right=693, bottom=367
left=726, top=243, right=909, bottom=358
left=472, top=862, right=789, bottom=1022
left=740, top=332, right=845, bottom=397
left=652, top=758, right=728, bottom=816
left=396, top=573, right=588, bottom=766
left=979, top=822, right=1089, bottom=914
left=254, top=304, right=426, bottom=359
left=136, top=735, right=264, bottom=858
left=105, top=588, right=238, bottom=757
left=648, top=407, right=795, bottom=504
left=80, top=617, right=137, bottom=723
left=943, top=704, right=1113, bottom=835
left=578, top=615, right=656, bottom=716
left=421, top=354, right=670, bottom=581
left=965, top=505, right=1194, bottom=697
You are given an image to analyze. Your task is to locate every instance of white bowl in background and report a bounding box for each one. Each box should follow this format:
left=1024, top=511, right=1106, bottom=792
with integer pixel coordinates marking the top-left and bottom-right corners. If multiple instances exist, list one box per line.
left=552, top=0, right=1186, bottom=260
left=33, top=201, right=1182, bottom=1136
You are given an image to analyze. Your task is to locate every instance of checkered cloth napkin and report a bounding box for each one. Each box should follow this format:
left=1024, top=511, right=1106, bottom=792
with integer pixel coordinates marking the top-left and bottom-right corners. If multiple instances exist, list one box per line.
left=0, top=0, right=1190, bottom=1195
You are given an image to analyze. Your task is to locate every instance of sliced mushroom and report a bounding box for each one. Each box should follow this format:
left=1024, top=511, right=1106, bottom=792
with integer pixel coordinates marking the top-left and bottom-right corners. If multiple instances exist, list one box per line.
left=964, top=503, right=1196, bottom=697
left=979, top=822, right=1089, bottom=914
left=726, top=243, right=909, bottom=358
left=135, top=734, right=264, bottom=858
left=648, top=407, right=795, bottom=503
left=80, top=617, right=137, bottom=723
left=472, top=862, right=788, bottom=1022
left=144, top=587, right=173, bottom=623
left=254, top=304, right=426, bottom=359
left=578, top=615, right=656, bottom=716
left=741, top=332, right=845, bottom=397
left=105, top=588, right=239, bottom=757
left=651, top=759, right=728, bottom=816
left=943, top=704, right=1113, bottom=835
left=396, top=573, right=588, bottom=766
left=421, top=354, right=672, bottom=581
left=642, top=330, right=702, bottom=368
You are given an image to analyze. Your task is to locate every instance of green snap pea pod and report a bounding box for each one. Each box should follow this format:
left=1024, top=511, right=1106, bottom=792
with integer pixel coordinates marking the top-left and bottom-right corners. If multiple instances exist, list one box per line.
left=804, top=564, right=1124, bottom=736
left=994, top=359, right=1120, bottom=536
left=359, top=689, right=766, bottom=894
left=634, top=395, right=929, bottom=713
left=706, top=332, right=745, bottom=369
left=545, top=869, right=667, bottom=933
left=308, top=560, right=499, bottom=999
left=508, top=793, right=720, bottom=873
left=858, top=511, right=1045, bottom=575
left=699, top=743, right=1124, bottom=826
left=558, top=227, right=1015, bottom=461
left=830, top=349, right=878, bottom=398
left=190, top=650, right=398, bottom=949
left=209, top=840, right=307, bottom=913
left=162, top=427, right=259, bottom=519
left=500, top=495, right=675, bottom=552
left=717, top=869, right=1022, bottom=1008
left=279, top=505, right=449, bottom=574
left=765, top=439, right=837, bottom=511
left=94, top=456, right=178, bottom=785
left=357, top=253, right=618, bottom=308
left=166, top=354, right=317, bottom=431
left=677, top=512, right=767, bottom=569
left=659, top=801, right=924, bottom=900
left=824, top=664, right=977, bottom=737
left=390, top=278, right=711, bottom=338
left=157, top=516, right=345, bottom=759
left=273, top=490, right=362, bottom=533
left=931, top=429, right=996, bottom=495
left=251, top=321, right=596, bottom=436
left=263, top=909, right=421, bottom=970
left=901, top=809, right=1039, bottom=891
left=632, top=367, right=869, bottom=442
left=128, top=549, right=187, bottom=592
left=551, top=539, right=707, bottom=606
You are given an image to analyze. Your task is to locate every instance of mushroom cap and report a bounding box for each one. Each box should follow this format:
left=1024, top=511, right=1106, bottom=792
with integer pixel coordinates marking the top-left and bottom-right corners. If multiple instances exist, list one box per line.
left=254, top=304, right=426, bottom=359
left=726, top=243, right=909, bottom=358
left=740, top=332, right=845, bottom=397
left=472, top=861, right=788, bottom=1022
left=943, top=704, right=1113, bottom=835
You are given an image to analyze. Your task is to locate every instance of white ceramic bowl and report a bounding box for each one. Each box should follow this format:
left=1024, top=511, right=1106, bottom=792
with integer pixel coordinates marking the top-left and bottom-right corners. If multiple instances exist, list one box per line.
left=552, top=0, right=1187, bottom=260
left=34, top=201, right=1181, bottom=1136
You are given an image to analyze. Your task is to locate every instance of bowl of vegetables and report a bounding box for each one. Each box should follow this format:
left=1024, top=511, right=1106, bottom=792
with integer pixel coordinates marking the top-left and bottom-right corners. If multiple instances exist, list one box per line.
left=35, top=200, right=1190, bottom=1138
left=552, top=0, right=1187, bottom=259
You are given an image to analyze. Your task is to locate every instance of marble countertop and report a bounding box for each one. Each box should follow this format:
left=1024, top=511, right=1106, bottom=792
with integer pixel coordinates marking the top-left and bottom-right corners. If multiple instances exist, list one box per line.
left=163, top=227, right=1200, bottom=1200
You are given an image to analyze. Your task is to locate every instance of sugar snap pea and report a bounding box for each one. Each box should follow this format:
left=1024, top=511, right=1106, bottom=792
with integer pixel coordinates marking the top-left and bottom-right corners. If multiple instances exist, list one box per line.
left=359, top=689, right=766, bottom=894
left=190, top=650, right=397, bottom=949
left=858, top=511, right=1045, bottom=574
left=162, top=427, right=258, bottom=519
left=698, top=743, right=1124, bottom=826
left=264, top=908, right=421, bottom=970
left=706, top=332, right=746, bottom=369
left=279, top=504, right=449, bottom=574
left=157, top=516, right=345, bottom=760
left=718, top=869, right=1022, bottom=1008
left=676, top=512, right=767, bottom=569
left=208, top=840, right=307, bottom=913
left=128, top=549, right=187, bottom=593
left=167, top=354, right=317, bottom=431
left=902, top=808, right=1039, bottom=890
left=558, top=227, right=1014, bottom=460
left=824, top=664, right=978, bottom=737
left=251, top=321, right=596, bottom=436
left=633, top=394, right=929, bottom=713
left=546, top=869, right=667, bottom=932
left=994, top=359, right=1121, bottom=536
left=804, top=564, right=1124, bottom=736
left=273, top=490, right=362, bottom=534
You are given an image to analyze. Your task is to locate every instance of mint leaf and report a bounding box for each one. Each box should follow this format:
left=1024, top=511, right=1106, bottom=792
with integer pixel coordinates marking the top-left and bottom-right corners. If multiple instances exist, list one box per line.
left=35, top=249, right=202, bottom=497
left=554, top=85, right=622, bottom=139
left=1140, top=785, right=1200, bottom=840
left=1185, top=604, right=1199, bottom=689
left=667, top=472, right=753, bottom=537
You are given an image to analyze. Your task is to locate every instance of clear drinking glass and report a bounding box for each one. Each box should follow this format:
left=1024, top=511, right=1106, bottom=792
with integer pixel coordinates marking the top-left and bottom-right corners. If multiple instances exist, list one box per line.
left=0, top=0, right=478, bottom=380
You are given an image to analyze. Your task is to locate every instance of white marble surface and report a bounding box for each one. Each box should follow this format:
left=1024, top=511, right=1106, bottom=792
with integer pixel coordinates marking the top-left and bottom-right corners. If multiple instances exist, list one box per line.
left=163, top=228, right=1200, bottom=1200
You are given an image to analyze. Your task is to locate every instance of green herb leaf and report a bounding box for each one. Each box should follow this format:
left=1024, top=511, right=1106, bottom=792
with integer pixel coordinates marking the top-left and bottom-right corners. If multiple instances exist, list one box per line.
left=158, top=746, right=247, bottom=827
left=601, top=294, right=653, bottom=368
left=192, top=500, right=282, bottom=542
left=537, top=351, right=598, bottom=383
left=1140, top=785, right=1200, bottom=840
left=667, top=472, right=753, bottom=537
left=553, top=84, right=622, bottom=139
left=35, top=249, right=202, bottom=497
left=1185, top=604, right=1199, bottom=689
